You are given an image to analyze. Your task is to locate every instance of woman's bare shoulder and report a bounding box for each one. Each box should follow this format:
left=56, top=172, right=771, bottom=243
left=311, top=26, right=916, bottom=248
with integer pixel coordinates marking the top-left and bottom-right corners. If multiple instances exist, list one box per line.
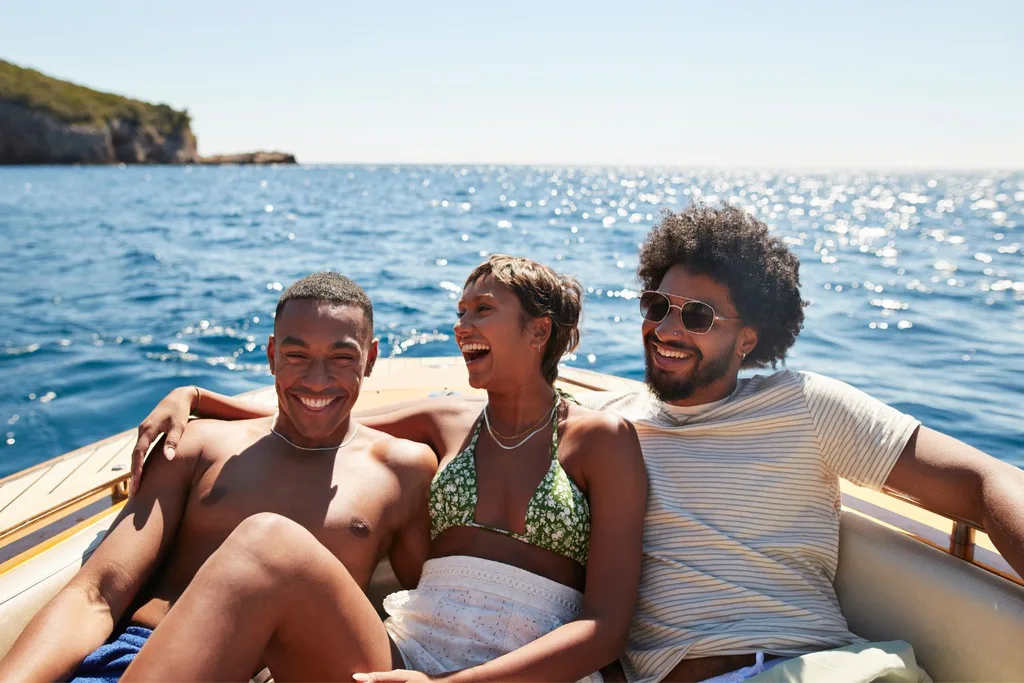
left=564, top=400, right=632, bottom=435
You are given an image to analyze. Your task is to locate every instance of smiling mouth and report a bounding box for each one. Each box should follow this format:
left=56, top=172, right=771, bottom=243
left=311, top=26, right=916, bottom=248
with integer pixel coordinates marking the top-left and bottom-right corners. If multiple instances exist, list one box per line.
left=293, top=395, right=340, bottom=411
left=652, top=342, right=697, bottom=362
left=460, top=342, right=491, bottom=364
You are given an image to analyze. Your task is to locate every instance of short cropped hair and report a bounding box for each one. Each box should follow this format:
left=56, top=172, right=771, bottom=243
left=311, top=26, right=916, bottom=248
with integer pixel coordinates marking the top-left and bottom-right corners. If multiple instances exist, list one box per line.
left=275, top=272, right=374, bottom=332
left=637, top=203, right=805, bottom=368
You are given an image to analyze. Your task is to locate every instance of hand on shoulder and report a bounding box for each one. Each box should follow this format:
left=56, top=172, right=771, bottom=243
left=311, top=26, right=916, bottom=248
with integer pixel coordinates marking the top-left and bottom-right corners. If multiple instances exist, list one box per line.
left=152, top=417, right=219, bottom=462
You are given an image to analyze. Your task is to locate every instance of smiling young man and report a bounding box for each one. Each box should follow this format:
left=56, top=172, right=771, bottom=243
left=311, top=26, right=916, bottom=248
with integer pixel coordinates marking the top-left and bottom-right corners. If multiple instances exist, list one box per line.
left=584, top=203, right=1024, bottom=682
left=0, top=273, right=436, bottom=682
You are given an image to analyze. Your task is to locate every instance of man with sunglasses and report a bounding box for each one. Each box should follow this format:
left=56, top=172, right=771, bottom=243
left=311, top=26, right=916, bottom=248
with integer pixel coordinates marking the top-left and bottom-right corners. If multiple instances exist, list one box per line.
left=581, top=203, right=1024, bottom=682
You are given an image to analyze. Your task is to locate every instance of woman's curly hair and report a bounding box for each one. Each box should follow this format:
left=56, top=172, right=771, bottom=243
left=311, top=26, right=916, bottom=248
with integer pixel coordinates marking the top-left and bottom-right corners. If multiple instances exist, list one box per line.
left=637, top=202, right=806, bottom=368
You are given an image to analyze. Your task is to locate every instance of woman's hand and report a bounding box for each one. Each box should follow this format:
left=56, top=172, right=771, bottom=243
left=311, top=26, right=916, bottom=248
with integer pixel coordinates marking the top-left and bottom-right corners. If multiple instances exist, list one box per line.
left=129, top=386, right=197, bottom=495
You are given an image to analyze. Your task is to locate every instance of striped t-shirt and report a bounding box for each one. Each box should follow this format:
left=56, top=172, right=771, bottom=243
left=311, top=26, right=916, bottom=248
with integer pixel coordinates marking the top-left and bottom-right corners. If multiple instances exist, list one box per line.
left=579, top=369, right=920, bottom=683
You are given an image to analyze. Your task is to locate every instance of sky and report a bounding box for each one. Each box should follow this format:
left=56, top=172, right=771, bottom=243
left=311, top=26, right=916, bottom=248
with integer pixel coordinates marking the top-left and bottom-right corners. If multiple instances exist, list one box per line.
left=1, top=0, right=1022, bottom=167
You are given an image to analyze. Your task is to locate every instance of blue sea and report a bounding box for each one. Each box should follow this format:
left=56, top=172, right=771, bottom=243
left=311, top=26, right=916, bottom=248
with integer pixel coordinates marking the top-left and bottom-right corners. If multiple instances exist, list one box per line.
left=1, top=166, right=1021, bottom=477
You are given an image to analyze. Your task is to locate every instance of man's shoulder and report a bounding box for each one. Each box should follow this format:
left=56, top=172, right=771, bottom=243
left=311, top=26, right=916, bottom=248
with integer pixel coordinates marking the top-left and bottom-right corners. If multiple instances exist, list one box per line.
left=736, top=367, right=806, bottom=394
left=574, top=389, right=653, bottom=419
left=182, top=417, right=270, bottom=458
left=786, top=369, right=909, bottom=425
left=187, top=416, right=269, bottom=436
left=746, top=367, right=859, bottom=392
left=778, top=369, right=872, bottom=404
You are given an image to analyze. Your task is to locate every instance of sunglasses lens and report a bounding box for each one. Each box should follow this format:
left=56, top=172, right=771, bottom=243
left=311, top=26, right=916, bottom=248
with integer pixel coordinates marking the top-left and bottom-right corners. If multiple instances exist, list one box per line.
left=639, top=292, right=670, bottom=322
left=680, top=301, right=715, bottom=333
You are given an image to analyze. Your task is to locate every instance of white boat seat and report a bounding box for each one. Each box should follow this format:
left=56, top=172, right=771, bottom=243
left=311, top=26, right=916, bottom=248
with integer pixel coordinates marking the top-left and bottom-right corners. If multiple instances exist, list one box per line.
left=1, top=508, right=1023, bottom=681
left=835, top=511, right=1024, bottom=681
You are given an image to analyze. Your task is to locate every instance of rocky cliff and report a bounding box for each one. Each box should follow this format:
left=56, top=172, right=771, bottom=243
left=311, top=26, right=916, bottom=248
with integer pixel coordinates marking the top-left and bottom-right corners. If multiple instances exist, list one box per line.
left=0, top=60, right=198, bottom=164
left=0, top=59, right=292, bottom=165
left=0, top=100, right=198, bottom=164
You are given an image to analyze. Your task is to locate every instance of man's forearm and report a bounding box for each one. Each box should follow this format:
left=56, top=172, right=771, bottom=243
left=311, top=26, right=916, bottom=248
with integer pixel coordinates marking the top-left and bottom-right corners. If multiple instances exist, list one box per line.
left=981, top=462, right=1024, bottom=577
left=0, top=588, right=114, bottom=682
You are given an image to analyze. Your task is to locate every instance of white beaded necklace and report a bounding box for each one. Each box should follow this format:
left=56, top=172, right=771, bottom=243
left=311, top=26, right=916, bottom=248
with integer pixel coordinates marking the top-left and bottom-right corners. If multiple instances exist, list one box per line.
left=483, top=400, right=558, bottom=450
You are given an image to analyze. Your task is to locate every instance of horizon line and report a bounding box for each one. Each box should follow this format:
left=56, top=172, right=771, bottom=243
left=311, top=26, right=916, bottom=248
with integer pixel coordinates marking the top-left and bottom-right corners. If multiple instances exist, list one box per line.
left=3, top=162, right=1021, bottom=173
left=188, top=161, right=1024, bottom=173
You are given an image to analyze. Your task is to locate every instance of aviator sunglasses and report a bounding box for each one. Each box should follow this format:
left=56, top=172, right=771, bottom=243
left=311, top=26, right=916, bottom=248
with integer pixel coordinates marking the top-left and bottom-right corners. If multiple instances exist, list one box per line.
left=638, top=290, right=742, bottom=334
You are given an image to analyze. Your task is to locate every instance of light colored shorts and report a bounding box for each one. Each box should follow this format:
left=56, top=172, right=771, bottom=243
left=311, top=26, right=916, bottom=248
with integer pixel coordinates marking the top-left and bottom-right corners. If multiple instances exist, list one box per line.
left=701, top=652, right=786, bottom=683
left=383, top=555, right=602, bottom=682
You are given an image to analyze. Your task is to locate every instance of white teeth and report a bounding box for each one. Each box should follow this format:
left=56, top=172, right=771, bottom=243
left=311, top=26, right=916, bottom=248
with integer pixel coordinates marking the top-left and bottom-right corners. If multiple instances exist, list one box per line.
left=656, top=346, right=692, bottom=359
left=298, top=396, right=336, bottom=409
left=460, top=343, right=491, bottom=352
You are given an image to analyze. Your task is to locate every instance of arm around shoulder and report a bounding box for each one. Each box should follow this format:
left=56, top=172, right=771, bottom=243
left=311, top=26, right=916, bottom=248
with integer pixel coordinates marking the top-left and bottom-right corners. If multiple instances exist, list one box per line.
left=358, top=396, right=478, bottom=459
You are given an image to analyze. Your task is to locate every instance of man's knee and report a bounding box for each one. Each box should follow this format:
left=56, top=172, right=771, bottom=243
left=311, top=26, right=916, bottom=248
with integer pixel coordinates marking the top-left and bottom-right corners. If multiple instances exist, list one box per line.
left=220, top=513, right=320, bottom=577
left=229, top=512, right=311, bottom=547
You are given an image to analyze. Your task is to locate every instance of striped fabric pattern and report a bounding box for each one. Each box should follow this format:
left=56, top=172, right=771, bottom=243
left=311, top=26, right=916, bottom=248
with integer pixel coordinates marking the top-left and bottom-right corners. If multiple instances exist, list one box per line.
left=580, top=370, right=920, bottom=683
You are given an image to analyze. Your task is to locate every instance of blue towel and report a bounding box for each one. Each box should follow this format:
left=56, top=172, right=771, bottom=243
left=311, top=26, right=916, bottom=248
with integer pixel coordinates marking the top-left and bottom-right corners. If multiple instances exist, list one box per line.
left=70, top=625, right=153, bottom=683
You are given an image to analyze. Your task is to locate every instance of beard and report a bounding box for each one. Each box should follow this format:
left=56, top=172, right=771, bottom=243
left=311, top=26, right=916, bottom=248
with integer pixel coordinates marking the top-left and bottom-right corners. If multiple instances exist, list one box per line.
left=643, top=337, right=734, bottom=403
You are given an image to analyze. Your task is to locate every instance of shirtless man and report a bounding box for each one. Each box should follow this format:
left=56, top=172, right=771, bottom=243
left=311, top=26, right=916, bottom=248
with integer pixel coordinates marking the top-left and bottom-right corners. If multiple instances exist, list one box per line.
left=0, top=272, right=436, bottom=682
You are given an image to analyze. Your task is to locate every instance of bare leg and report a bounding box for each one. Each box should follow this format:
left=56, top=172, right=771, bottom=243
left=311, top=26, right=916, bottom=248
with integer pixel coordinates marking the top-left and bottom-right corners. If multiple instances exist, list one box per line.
left=122, top=513, right=398, bottom=681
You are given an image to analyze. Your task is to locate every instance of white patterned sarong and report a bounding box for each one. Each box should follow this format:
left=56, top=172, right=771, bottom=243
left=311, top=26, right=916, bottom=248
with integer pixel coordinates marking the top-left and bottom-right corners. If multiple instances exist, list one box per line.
left=383, top=555, right=603, bottom=682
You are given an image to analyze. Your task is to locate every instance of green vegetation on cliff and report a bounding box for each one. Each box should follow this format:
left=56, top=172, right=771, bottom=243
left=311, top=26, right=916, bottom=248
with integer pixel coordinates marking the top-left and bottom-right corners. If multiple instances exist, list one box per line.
left=0, top=59, right=190, bottom=135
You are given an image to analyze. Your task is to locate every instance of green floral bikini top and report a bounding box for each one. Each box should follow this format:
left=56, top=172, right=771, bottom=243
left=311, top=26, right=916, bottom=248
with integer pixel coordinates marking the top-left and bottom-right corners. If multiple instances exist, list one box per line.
left=428, top=394, right=591, bottom=566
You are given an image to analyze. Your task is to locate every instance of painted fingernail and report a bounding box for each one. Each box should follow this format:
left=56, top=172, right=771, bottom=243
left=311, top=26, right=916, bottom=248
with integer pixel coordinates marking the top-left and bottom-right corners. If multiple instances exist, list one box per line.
left=165, top=447, right=175, bottom=459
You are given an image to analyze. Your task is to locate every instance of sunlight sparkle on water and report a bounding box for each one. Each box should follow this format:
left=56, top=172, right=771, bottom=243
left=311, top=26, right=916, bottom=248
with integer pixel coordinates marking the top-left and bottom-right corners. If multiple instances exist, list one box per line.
left=1, top=166, right=1021, bottom=473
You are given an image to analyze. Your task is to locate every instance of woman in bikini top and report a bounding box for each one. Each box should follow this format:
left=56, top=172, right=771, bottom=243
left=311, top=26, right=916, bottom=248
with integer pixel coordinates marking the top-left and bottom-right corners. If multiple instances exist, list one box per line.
left=428, top=387, right=590, bottom=566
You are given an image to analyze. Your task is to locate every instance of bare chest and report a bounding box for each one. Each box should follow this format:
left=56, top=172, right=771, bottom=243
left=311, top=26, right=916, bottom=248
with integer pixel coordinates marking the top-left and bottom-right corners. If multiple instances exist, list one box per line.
left=177, top=451, right=400, bottom=578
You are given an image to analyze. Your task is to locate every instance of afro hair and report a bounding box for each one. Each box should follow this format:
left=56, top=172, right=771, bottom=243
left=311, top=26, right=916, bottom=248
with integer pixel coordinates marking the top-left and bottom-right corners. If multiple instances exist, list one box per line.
left=637, top=202, right=806, bottom=368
